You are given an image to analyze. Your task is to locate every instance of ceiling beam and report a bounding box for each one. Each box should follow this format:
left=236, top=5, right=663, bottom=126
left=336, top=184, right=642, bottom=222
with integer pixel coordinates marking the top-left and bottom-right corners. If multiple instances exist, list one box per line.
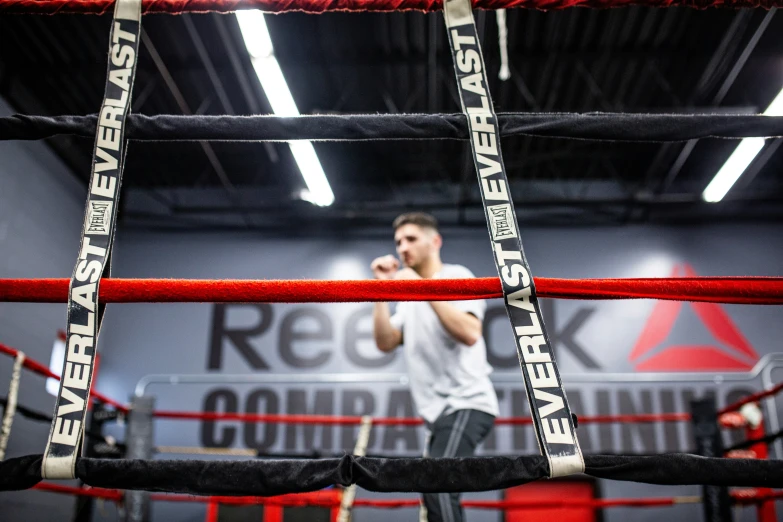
left=656, top=9, right=777, bottom=195
left=140, top=29, right=249, bottom=226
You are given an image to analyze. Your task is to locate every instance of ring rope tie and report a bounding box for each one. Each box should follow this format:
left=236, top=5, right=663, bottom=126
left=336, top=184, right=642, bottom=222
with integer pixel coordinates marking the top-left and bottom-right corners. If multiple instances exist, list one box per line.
left=337, top=415, right=373, bottom=522
left=495, top=9, right=510, bottom=80
left=0, top=351, right=25, bottom=461
left=42, top=0, right=142, bottom=481
left=444, top=0, right=582, bottom=477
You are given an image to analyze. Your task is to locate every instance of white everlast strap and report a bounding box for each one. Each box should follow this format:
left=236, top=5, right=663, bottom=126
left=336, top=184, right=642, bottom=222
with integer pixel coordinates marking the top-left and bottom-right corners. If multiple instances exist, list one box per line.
left=42, top=0, right=142, bottom=480
left=0, top=351, right=25, bottom=461
left=442, top=0, right=584, bottom=478
left=337, top=416, right=373, bottom=522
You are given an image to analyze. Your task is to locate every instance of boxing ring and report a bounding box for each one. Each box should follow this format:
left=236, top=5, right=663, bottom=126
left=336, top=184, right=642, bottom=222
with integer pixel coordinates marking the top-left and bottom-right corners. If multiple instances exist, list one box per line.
left=1, top=0, right=783, bottom=521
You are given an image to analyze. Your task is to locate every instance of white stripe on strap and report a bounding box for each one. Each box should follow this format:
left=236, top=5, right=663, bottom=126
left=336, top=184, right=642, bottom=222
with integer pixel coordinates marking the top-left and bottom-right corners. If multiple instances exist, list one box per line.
left=0, top=351, right=25, bottom=461
left=442, top=0, right=584, bottom=478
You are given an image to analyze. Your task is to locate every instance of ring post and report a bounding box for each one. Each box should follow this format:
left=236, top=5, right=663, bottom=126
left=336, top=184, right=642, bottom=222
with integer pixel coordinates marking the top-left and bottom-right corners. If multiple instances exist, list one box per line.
left=125, top=395, right=155, bottom=522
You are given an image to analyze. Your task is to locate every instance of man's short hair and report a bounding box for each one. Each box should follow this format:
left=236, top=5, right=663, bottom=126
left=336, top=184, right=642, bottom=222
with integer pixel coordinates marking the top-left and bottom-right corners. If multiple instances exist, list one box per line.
left=392, top=212, right=439, bottom=233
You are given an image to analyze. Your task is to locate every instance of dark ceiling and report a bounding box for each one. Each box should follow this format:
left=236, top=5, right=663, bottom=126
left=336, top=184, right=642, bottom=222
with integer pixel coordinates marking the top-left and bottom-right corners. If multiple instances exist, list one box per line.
left=1, top=7, right=782, bottom=234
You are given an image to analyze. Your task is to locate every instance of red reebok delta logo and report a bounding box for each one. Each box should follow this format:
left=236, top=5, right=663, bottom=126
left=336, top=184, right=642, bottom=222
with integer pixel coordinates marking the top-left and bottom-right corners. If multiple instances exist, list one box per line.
left=629, top=264, right=759, bottom=372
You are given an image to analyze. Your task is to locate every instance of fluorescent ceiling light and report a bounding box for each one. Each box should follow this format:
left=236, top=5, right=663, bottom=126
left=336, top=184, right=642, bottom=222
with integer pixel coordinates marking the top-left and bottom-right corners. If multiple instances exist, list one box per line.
left=702, top=138, right=765, bottom=203
left=766, top=87, right=783, bottom=117
left=236, top=11, right=334, bottom=206
left=702, top=86, right=783, bottom=203
left=289, top=142, right=335, bottom=207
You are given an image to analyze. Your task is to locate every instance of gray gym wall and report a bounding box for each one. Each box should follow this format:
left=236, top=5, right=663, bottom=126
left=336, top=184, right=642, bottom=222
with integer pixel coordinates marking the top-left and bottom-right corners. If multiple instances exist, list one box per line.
left=2, top=97, right=783, bottom=522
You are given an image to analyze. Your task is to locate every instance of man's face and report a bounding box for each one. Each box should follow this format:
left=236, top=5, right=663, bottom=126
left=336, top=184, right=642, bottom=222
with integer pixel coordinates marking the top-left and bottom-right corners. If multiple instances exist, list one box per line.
left=394, top=223, right=439, bottom=269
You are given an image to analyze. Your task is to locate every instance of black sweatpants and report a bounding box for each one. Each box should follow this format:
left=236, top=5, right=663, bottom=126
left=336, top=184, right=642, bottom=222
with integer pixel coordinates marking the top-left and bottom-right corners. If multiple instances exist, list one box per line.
left=422, top=409, right=495, bottom=522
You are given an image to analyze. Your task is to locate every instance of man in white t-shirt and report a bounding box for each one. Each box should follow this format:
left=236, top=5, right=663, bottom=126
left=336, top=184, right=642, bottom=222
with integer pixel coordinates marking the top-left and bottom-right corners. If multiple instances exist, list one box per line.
left=371, top=212, right=499, bottom=522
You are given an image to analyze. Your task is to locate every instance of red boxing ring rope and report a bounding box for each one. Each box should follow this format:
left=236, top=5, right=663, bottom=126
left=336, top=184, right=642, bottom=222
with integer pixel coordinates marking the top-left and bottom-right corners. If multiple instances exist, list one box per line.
left=2, top=0, right=781, bottom=14
left=31, top=482, right=783, bottom=509
left=0, top=343, right=128, bottom=413
left=2, top=339, right=777, bottom=426
left=153, top=409, right=691, bottom=425
left=0, top=342, right=693, bottom=425
left=353, top=495, right=783, bottom=508
left=33, top=482, right=124, bottom=502
left=2, top=277, right=783, bottom=305
left=720, top=382, right=783, bottom=414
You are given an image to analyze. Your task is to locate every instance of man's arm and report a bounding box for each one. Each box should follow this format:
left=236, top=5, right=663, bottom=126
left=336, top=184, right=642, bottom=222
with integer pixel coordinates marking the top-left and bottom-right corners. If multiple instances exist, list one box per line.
left=373, top=302, right=403, bottom=352
left=394, top=267, right=482, bottom=346
left=371, top=255, right=403, bottom=352
left=429, top=301, right=482, bottom=346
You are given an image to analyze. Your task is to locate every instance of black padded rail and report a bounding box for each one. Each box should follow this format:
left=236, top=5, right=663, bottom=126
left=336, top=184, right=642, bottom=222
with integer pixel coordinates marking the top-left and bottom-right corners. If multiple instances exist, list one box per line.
left=1, top=453, right=782, bottom=496
left=2, top=113, right=783, bottom=143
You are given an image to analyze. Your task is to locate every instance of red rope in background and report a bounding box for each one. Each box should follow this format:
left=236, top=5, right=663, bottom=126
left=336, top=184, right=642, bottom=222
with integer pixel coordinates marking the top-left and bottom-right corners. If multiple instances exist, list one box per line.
left=720, top=382, right=783, bottom=414
left=3, top=277, right=782, bottom=304
left=0, top=342, right=693, bottom=427
left=2, top=0, right=780, bottom=14
left=31, top=482, right=783, bottom=508
left=0, top=343, right=128, bottom=413
left=0, top=339, right=698, bottom=426
left=2, top=339, right=779, bottom=425
left=153, top=409, right=692, bottom=425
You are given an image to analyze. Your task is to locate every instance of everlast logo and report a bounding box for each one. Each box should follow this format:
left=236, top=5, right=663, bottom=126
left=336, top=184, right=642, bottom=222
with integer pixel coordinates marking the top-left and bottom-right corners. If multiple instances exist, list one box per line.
left=487, top=203, right=517, bottom=241
left=86, top=201, right=112, bottom=235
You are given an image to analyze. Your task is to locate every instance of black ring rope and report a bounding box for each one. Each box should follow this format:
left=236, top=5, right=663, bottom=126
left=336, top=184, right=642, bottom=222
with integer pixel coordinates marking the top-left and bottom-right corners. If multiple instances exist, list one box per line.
left=0, top=402, right=694, bottom=460
left=1, top=453, right=783, bottom=496
left=725, top=428, right=783, bottom=452
left=0, top=398, right=51, bottom=424
left=1, top=113, right=782, bottom=143
left=0, top=398, right=124, bottom=453
left=0, top=402, right=701, bottom=460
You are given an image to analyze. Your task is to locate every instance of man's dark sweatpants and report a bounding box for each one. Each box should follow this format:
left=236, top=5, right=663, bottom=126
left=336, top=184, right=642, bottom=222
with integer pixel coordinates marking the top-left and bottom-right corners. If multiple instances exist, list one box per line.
left=423, top=409, right=495, bottom=522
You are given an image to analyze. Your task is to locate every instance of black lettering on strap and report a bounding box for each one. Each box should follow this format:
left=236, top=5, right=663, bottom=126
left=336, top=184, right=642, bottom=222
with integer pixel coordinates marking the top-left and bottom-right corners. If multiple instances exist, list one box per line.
left=42, top=0, right=142, bottom=480
left=442, top=0, right=584, bottom=477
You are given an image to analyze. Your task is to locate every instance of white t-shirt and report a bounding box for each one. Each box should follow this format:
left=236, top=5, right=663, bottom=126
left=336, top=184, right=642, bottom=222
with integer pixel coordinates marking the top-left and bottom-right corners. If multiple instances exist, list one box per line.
left=390, top=264, right=499, bottom=423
